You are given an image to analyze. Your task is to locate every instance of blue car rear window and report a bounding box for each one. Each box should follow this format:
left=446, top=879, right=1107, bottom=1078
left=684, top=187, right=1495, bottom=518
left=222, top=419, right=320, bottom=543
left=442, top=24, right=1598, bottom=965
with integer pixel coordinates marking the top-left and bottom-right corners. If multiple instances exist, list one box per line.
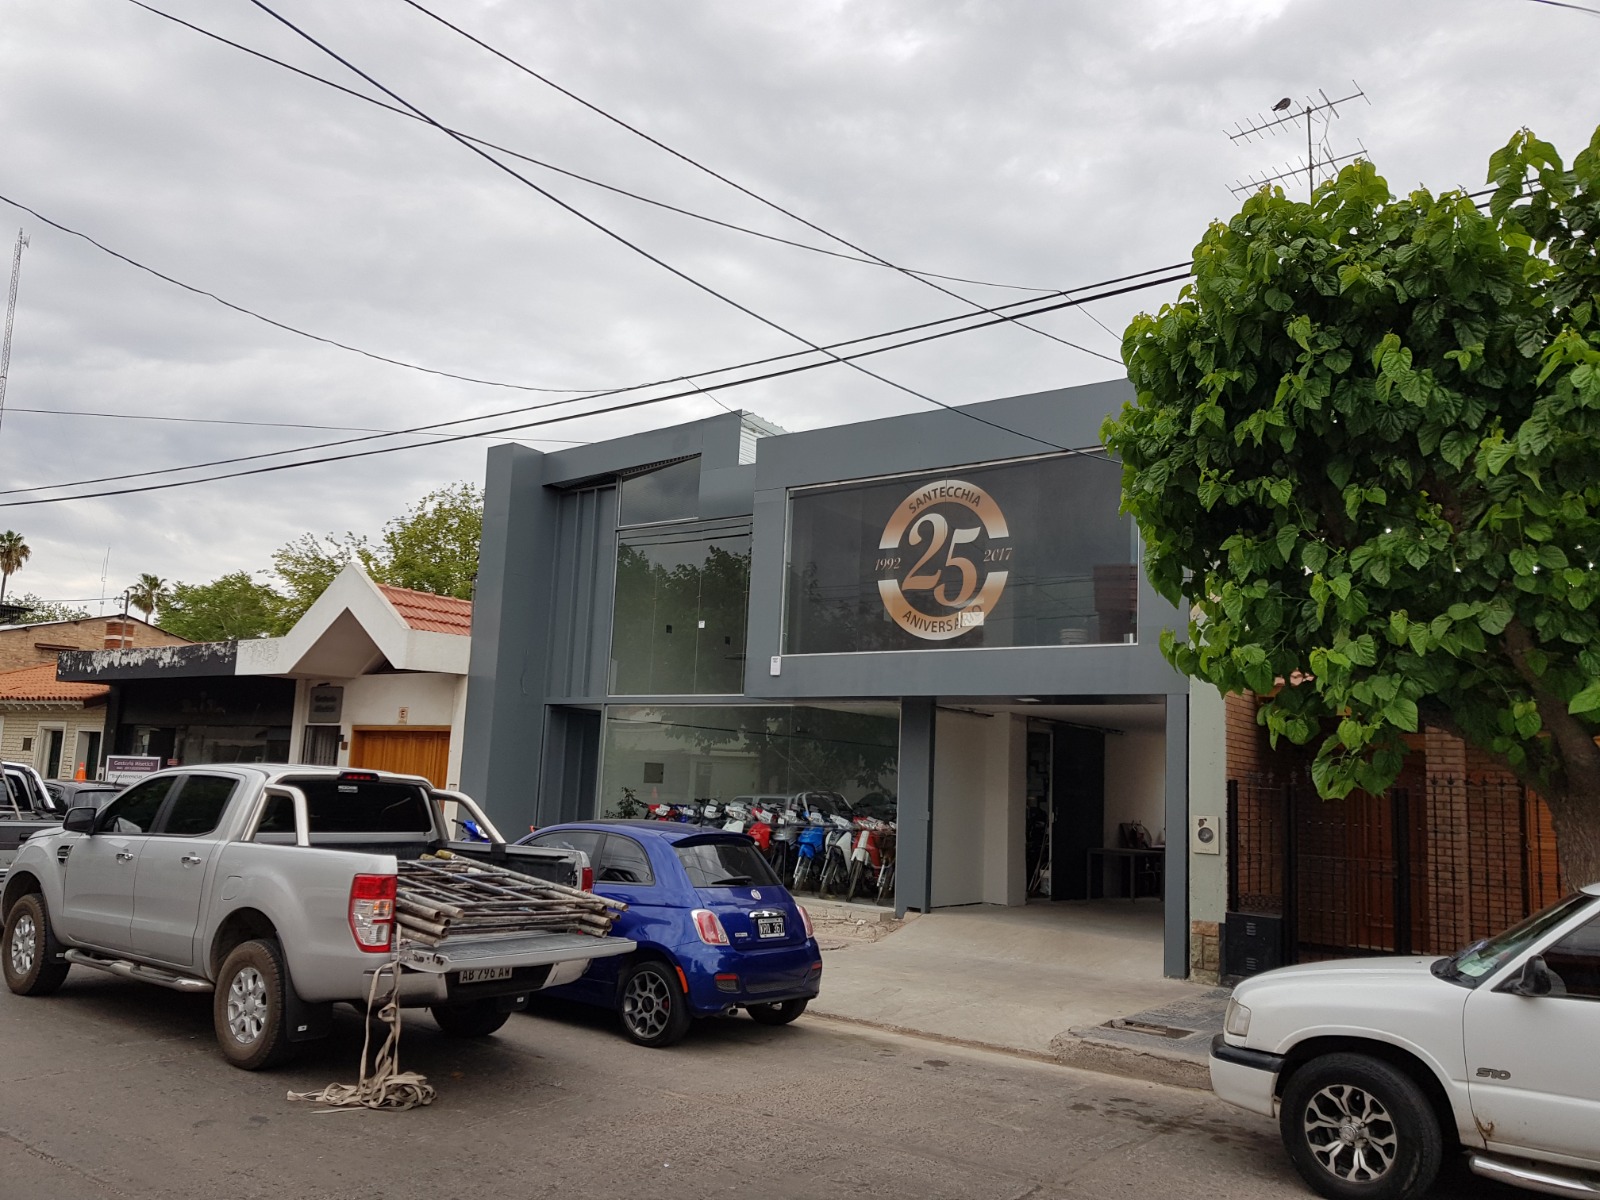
left=675, top=839, right=781, bottom=888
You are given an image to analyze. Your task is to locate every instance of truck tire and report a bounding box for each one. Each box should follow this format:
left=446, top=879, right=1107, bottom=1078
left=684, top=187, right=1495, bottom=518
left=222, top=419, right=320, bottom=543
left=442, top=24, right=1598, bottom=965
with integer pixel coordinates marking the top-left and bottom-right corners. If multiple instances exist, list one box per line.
left=3, top=893, right=70, bottom=996
left=430, top=1000, right=511, bottom=1038
left=747, top=998, right=808, bottom=1026
left=619, top=960, right=692, bottom=1048
left=214, top=938, right=295, bottom=1071
left=1279, top=1052, right=1443, bottom=1200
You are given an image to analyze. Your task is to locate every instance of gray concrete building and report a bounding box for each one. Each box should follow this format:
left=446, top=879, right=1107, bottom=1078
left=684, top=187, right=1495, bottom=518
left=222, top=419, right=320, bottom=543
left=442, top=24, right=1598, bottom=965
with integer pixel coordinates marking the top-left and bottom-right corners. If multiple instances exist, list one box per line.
left=464, top=380, right=1195, bottom=976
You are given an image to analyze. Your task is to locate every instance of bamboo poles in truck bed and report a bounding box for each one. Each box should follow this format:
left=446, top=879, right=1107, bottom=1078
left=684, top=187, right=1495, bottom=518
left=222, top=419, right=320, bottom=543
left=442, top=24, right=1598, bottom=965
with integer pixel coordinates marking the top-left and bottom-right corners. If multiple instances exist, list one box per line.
left=393, top=852, right=627, bottom=947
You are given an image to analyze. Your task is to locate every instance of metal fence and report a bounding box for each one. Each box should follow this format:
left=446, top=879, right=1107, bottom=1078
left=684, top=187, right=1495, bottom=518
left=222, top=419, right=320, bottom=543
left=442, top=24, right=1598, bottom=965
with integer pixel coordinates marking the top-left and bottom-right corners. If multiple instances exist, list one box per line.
left=1227, top=771, right=1564, bottom=964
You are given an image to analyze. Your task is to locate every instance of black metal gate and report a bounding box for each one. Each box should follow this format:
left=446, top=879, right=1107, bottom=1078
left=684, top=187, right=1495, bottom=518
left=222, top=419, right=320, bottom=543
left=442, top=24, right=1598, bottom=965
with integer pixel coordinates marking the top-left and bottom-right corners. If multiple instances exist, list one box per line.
left=1225, top=772, right=1563, bottom=972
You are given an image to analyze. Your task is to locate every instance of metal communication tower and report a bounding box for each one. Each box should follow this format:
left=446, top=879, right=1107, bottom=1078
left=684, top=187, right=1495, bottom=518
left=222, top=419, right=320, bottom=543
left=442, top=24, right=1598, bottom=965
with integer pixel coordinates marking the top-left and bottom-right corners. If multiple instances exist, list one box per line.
left=1227, top=85, right=1369, bottom=200
left=0, top=228, right=28, bottom=442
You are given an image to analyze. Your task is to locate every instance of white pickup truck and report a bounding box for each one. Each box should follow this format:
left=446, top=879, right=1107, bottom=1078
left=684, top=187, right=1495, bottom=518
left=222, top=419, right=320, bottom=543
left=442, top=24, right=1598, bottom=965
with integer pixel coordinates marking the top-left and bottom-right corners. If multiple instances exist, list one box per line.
left=1, top=764, right=635, bottom=1069
left=1211, top=884, right=1600, bottom=1200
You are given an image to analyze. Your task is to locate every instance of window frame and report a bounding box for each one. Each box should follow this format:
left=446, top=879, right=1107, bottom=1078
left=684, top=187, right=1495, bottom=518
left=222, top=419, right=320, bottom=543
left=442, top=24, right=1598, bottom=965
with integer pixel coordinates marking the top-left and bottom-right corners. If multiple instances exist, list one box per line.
left=93, top=775, right=178, bottom=835
left=152, top=773, right=239, bottom=839
left=594, top=833, right=657, bottom=887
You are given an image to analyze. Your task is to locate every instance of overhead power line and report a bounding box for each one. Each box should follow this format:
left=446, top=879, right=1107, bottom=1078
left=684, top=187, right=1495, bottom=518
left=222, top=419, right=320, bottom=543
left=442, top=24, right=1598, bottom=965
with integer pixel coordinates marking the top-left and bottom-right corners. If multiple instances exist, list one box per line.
left=241, top=0, right=1104, bottom=460
left=125, top=0, right=1080, bottom=298
left=3, top=405, right=590, bottom=443
left=0, top=267, right=1186, bottom=504
left=0, top=190, right=1179, bottom=416
left=395, top=0, right=1123, bottom=362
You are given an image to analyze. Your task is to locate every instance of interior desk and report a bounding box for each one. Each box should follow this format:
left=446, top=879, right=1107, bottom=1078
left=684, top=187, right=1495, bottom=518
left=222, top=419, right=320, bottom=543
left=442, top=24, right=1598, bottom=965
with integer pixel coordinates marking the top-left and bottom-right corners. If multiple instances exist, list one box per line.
left=1086, top=847, right=1165, bottom=900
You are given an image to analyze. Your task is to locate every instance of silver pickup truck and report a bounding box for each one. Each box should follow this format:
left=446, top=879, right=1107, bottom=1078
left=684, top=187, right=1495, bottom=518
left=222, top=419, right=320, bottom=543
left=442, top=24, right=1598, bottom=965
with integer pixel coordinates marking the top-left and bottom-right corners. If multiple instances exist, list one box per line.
left=1, top=764, right=635, bottom=1069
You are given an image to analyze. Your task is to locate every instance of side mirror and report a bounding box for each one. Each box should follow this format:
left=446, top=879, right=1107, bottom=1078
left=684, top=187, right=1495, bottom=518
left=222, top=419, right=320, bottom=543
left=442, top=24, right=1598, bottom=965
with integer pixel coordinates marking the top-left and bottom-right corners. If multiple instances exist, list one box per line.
left=1505, top=955, right=1554, bottom=997
left=62, top=806, right=99, bottom=834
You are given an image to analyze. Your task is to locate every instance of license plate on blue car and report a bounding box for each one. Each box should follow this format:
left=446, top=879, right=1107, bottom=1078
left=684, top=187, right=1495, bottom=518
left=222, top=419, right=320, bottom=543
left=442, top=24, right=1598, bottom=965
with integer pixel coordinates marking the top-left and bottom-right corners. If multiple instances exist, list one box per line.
left=757, top=916, right=785, bottom=938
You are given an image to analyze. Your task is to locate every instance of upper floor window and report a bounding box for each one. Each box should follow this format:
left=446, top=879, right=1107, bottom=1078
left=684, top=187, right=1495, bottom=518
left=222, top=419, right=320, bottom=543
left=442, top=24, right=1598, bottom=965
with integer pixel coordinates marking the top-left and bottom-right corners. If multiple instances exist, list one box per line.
left=618, top=457, right=700, bottom=526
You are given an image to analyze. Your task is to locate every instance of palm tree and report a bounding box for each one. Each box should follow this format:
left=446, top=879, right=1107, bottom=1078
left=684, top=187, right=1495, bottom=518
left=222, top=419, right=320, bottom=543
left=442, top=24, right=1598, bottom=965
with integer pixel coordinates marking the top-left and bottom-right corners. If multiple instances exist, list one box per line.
left=127, top=573, right=172, bottom=622
left=0, top=531, right=29, bottom=604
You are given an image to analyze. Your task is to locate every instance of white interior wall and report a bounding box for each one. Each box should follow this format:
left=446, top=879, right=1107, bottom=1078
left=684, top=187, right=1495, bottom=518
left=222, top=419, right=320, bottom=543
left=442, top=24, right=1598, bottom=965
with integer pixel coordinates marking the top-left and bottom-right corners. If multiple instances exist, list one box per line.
left=1103, top=727, right=1168, bottom=847
left=931, top=710, right=990, bottom=907
left=981, top=713, right=1026, bottom=905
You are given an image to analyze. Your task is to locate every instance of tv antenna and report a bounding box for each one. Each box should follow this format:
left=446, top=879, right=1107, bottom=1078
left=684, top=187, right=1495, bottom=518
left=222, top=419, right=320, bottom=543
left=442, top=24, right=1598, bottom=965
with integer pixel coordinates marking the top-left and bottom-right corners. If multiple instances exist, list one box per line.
left=0, top=228, right=28, bottom=443
left=1227, top=84, right=1369, bottom=200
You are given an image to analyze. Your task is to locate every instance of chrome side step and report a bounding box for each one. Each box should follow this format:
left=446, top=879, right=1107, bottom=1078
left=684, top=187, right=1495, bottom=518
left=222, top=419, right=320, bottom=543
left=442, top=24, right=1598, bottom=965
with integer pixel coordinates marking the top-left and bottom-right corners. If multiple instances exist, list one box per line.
left=1470, top=1154, right=1600, bottom=1198
left=63, top=949, right=213, bottom=993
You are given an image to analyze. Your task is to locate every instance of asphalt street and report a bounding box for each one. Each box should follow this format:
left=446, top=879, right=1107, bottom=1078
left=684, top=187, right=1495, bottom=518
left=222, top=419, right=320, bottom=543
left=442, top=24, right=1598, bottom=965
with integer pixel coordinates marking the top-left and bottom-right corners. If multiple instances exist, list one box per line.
left=1, top=971, right=1522, bottom=1200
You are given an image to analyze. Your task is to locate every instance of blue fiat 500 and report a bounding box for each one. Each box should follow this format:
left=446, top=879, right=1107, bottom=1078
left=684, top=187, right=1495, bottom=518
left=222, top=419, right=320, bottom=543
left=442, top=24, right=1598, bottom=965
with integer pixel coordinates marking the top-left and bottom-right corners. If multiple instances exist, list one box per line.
left=516, top=821, right=823, bottom=1047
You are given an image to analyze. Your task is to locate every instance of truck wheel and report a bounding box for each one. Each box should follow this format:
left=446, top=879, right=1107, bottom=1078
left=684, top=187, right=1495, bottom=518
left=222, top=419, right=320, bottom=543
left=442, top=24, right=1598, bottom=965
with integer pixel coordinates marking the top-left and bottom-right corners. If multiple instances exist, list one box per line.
left=747, top=998, right=808, bottom=1026
left=1279, top=1053, right=1443, bottom=1200
left=430, top=1000, right=511, bottom=1038
left=619, top=960, right=692, bottom=1048
left=3, top=893, right=69, bottom=996
left=214, top=938, right=295, bottom=1071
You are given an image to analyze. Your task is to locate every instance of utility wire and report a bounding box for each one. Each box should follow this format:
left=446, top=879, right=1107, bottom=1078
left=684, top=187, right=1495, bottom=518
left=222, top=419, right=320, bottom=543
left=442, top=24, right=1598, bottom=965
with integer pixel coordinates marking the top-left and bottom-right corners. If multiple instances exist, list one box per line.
left=3, top=404, right=589, bottom=443
left=0, top=190, right=1180, bottom=426
left=0, top=268, right=1184, bottom=501
left=1523, top=0, right=1600, bottom=15
left=126, top=0, right=1080, bottom=297
left=396, top=0, right=1123, bottom=363
left=242, top=0, right=1098, bottom=458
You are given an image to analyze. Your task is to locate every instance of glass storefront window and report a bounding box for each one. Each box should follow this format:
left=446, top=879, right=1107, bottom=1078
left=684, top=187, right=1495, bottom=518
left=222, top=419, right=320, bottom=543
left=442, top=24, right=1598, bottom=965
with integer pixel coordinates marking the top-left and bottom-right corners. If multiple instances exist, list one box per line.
left=598, top=704, right=898, bottom=823
left=610, top=518, right=751, bottom=695
left=784, top=452, right=1137, bottom=654
left=618, top=457, right=700, bottom=526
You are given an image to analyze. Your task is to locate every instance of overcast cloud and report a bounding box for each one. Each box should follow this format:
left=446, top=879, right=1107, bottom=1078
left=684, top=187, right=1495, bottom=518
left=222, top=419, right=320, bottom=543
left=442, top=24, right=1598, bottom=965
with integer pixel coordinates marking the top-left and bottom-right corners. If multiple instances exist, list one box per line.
left=0, top=0, right=1593, bottom=610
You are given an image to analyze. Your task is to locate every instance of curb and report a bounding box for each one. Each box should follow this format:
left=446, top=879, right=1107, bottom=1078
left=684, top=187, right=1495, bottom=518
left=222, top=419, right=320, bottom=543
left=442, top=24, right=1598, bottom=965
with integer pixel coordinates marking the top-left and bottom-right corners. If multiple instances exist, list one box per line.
left=806, top=1010, right=1212, bottom=1091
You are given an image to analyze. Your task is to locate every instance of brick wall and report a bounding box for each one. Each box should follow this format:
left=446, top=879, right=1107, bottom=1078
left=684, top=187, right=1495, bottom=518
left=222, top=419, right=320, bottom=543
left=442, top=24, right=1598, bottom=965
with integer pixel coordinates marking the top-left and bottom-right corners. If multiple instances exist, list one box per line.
left=0, top=617, right=187, bottom=671
left=0, top=708, right=108, bottom=778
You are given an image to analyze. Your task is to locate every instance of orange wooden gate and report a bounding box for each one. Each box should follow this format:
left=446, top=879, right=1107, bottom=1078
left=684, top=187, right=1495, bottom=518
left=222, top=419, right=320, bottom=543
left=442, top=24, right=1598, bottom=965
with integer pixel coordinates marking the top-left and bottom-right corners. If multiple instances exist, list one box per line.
left=348, top=727, right=451, bottom=787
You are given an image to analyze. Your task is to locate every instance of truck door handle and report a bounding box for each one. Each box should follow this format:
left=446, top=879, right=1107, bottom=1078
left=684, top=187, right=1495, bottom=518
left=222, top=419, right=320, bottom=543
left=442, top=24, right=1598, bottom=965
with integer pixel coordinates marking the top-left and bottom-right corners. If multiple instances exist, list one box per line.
left=115, top=850, right=134, bottom=862
left=180, top=854, right=203, bottom=867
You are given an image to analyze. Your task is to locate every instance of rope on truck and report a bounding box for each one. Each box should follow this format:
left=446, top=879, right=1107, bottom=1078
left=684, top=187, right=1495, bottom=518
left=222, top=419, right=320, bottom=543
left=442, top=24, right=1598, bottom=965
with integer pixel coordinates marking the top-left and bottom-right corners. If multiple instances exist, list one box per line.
left=287, top=960, right=436, bottom=1112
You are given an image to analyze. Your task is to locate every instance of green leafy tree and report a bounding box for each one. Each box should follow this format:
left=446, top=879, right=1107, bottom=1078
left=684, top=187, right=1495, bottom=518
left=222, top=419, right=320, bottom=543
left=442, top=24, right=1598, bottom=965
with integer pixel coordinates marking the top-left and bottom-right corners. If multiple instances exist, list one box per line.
left=373, top=482, right=482, bottom=598
left=271, top=483, right=483, bottom=627
left=127, top=573, right=172, bottom=623
left=160, top=573, right=287, bottom=641
left=1104, top=125, right=1600, bottom=887
left=271, top=531, right=376, bottom=628
left=0, top=530, right=29, bottom=604
left=6, top=593, right=90, bottom=623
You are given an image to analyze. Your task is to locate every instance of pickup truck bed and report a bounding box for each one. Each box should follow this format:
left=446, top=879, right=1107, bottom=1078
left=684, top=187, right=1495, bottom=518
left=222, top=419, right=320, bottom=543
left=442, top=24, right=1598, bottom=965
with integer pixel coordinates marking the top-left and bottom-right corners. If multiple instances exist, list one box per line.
left=1, top=764, right=636, bottom=1069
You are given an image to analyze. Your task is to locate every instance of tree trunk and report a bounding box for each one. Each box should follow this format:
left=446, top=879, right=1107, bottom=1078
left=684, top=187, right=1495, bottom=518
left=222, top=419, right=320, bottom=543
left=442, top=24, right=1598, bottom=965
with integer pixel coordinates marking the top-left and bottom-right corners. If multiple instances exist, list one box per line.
left=1541, top=780, right=1600, bottom=891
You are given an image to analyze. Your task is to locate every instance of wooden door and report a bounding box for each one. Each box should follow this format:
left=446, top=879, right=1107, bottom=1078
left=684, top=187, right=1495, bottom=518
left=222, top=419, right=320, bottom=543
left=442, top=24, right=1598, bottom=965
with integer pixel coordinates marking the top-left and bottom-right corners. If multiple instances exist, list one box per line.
left=348, top=727, right=451, bottom=788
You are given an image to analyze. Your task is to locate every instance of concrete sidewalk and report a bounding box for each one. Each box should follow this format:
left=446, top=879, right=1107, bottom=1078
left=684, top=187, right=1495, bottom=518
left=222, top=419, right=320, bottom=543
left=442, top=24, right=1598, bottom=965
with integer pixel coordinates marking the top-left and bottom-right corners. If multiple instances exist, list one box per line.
left=807, top=899, right=1227, bottom=1089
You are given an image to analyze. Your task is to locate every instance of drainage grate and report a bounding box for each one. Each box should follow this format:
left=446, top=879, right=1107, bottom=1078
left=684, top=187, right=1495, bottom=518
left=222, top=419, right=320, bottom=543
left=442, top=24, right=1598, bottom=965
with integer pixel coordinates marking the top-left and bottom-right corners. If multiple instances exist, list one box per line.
left=1105, top=1018, right=1195, bottom=1039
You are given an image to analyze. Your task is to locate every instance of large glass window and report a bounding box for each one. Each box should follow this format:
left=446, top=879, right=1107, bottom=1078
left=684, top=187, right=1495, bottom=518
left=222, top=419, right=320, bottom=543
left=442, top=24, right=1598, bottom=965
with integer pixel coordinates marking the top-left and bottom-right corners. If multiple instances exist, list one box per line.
left=598, top=704, right=898, bottom=821
left=784, top=452, right=1137, bottom=654
left=618, top=457, right=700, bottom=526
left=610, top=518, right=751, bottom=695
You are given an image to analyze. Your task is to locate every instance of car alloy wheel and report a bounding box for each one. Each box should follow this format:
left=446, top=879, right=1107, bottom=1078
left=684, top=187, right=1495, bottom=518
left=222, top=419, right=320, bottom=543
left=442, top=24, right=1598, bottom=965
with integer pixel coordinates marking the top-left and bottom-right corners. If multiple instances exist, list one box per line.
left=623, top=968, right=672, bottom=1040
left=1301, top=1083, right=1398, bottom=1184
left=7, top=911, right=36, bottom=978
left=227, top=965, right=269, bottom=1045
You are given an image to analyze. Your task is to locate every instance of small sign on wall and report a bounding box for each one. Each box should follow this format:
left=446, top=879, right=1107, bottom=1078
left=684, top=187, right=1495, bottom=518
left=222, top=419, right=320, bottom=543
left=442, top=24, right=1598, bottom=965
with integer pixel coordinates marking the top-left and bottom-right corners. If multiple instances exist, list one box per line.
left=308, top=685, right=344, bottom=725
left=398, top=707, right=409, bottom=725
left=1192, top=814, right=1221, bottom=855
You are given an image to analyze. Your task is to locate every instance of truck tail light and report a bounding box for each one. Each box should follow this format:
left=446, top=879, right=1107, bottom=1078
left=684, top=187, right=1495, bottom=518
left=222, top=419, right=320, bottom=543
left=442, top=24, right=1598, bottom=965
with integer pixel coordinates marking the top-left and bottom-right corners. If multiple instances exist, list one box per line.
left=691, top=909, right=729, bottom=946
left=349, top=873, right=396, bottom=952
left=580, top=864, right=594, bottom=892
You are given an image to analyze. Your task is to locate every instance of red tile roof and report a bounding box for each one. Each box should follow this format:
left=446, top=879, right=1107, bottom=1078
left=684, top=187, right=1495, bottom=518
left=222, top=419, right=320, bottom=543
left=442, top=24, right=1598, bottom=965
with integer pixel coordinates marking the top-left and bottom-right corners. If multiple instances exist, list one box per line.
left=377, top=585, right=473, bottom=635
left=0, top=662, right=110, bottom=703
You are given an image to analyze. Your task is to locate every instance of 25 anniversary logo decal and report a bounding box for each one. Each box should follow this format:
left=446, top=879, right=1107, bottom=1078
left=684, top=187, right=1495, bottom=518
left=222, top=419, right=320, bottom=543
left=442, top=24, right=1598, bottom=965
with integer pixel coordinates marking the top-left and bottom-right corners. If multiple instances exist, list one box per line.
left=875, top=478, right=1011, bottom=641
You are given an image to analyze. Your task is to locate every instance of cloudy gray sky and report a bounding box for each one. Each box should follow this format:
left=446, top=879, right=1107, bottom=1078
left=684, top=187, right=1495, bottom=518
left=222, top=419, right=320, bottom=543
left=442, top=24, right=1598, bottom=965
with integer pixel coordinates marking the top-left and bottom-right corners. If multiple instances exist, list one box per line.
left=0, top=0, right=1594, bottom=610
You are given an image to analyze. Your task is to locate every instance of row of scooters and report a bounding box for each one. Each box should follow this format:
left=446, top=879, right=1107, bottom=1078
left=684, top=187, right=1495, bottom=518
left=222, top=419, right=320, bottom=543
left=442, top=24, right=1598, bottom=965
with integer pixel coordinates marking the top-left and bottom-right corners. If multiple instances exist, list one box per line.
left=643, top=801, right=897, bottom=907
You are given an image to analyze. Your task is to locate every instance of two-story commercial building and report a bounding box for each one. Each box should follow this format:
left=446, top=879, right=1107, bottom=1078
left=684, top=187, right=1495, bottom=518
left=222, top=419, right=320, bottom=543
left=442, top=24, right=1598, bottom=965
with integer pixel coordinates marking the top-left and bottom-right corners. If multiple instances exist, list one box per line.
left=463, top=380, right=1197, bottom=976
